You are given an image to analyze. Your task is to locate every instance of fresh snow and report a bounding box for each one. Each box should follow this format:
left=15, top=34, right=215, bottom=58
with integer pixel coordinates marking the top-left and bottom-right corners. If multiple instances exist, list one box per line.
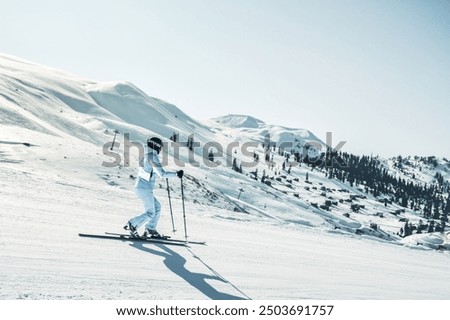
left=1, top=53, right=450, bottom=300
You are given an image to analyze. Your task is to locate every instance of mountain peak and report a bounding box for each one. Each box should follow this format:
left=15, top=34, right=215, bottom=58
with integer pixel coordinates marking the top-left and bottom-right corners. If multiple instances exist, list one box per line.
left=211, top=114, right=265, bottom=128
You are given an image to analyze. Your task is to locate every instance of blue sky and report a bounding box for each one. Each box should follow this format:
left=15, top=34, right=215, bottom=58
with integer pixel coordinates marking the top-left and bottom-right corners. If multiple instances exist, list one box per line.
left=1, top=0, right=449, bottom=157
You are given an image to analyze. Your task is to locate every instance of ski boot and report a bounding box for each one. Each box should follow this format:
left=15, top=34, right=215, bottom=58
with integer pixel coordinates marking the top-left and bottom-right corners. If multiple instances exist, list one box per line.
left=124, top=222, right=140, bottom=238
left=143, top=228, right=169, bottom=240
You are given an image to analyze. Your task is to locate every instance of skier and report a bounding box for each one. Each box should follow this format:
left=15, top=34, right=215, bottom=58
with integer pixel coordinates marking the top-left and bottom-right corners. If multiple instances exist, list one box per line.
left=124, top=136, right=183, bottom=238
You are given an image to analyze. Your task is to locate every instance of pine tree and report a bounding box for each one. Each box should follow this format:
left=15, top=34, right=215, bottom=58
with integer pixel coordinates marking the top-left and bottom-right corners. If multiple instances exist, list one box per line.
left=428, top=220, right=435, bottom=233
left=433, top=200, right=441, bottom=220
left=232, top=158, right=238, bottom=171
left=208, top=149, right=214, bottom=162
left=444, top=199, right=450, bottom=216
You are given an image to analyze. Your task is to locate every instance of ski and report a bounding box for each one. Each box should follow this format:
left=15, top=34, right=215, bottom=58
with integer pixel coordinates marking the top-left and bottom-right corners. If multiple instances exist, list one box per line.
left=78, top=233, right=188, bottom=247
left=105, top=232, right=206, bottom=245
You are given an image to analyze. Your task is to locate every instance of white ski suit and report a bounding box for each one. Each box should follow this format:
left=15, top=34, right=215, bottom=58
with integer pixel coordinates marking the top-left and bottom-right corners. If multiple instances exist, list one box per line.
left=129, top=146, right=177, bottom=231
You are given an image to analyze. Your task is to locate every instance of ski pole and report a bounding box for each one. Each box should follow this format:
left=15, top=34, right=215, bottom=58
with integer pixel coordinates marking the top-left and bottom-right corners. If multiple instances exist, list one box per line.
left=166, top=178, right=176, bottom=232
left=180, top=176, right=188, bottom=241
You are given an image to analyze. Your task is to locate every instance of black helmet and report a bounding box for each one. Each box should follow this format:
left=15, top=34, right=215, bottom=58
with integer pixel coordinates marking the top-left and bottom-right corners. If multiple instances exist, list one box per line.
left=147, top=137, right=163, bottom=153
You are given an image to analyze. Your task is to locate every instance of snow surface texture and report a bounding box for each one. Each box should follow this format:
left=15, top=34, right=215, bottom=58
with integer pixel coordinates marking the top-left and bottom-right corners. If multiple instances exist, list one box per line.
left=1, top=53, right=449, bottom=299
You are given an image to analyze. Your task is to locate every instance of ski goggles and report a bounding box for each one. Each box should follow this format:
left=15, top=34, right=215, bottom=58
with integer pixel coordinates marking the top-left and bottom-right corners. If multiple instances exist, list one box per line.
left=149, top=141, right=163, bottom=150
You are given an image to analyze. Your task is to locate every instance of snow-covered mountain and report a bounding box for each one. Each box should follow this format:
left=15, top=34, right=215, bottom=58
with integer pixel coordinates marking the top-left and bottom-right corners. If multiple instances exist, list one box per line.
left=0, top=54, right=211, bottom=145
left=1, top=53, right=450, bottom=299
left=211, top=114, right=324, bottom=151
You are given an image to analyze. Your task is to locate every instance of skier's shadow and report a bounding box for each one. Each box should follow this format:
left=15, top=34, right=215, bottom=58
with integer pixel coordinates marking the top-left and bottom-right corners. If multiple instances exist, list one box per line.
left=130, top=242, right=248, bottom=300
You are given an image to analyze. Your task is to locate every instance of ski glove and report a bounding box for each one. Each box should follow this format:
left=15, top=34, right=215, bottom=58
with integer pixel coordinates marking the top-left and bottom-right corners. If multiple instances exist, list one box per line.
left=177, top=170, right=184, bottom=179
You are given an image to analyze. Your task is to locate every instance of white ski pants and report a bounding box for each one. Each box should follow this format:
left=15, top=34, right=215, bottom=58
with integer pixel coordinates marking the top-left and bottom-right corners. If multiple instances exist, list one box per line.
left=130, top=187, right=161, bottom=231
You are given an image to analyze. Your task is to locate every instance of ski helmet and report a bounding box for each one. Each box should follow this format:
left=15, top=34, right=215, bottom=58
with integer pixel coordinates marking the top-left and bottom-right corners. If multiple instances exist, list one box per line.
left=147, top=136, right=163, bottom=153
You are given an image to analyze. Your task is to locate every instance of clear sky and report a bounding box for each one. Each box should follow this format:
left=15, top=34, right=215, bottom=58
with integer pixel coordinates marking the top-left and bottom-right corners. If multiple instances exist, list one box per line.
left=1, top=0, right=449, bottom=158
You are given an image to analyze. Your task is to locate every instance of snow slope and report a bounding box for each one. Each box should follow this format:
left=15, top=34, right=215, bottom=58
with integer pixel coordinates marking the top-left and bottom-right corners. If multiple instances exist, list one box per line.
left=1, top=53, right=450, bottom=299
